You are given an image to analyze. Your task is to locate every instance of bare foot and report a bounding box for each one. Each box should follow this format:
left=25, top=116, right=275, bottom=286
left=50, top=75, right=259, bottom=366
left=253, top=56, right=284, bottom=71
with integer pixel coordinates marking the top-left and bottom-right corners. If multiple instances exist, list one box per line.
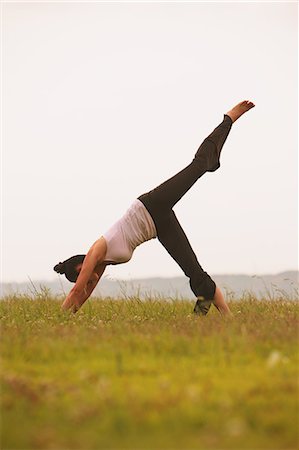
left=226, top=100, right=255, bottom=123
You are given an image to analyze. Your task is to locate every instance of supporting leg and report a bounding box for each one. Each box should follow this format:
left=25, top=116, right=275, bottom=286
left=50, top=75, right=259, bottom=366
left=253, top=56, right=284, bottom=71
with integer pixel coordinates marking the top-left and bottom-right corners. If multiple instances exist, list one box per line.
left=153, top=209, right=232, bottom=316
left=154, top=209, right=216, bottom=303
left=213, top=286, right=232, bottom=316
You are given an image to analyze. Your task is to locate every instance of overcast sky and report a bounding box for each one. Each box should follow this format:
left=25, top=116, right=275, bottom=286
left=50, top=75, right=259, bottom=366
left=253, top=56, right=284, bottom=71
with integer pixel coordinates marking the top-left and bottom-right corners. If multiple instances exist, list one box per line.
left=2, top=1, right=298, bottom=284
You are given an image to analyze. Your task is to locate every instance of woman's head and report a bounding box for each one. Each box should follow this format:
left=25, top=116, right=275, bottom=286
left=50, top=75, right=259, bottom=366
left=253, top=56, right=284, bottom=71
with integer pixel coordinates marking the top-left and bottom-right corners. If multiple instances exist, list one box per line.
left=54, top=255, right=86, bottom=282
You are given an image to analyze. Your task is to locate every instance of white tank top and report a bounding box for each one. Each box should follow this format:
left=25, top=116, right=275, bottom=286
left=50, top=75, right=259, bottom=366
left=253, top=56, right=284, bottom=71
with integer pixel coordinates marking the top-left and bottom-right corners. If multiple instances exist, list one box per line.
left=102, top=199, right=157, bottom=265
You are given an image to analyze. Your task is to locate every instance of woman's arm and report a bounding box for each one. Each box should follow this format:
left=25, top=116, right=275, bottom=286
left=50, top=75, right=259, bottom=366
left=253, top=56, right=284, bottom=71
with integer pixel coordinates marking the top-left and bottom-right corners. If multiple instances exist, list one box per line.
left=63, top=263, right=106, bottom=312
left=75, top=238, right=107, bottom=292
left=62, top=238, right=107, bottom=312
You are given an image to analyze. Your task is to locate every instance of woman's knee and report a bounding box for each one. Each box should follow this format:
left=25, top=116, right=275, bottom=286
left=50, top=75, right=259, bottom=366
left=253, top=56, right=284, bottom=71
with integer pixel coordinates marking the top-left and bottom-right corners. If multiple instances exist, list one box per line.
left=194, top=139, right=220, bottom=172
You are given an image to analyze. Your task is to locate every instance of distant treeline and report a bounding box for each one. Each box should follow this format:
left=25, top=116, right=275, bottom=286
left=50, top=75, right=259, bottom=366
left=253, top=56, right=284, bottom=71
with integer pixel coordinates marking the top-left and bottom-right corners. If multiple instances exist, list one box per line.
left=1, top=271, right=298, bottom=300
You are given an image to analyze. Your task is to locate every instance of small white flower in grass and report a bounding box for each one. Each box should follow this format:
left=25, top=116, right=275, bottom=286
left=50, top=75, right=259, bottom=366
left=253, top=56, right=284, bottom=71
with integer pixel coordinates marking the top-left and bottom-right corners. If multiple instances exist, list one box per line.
left=266, top=350, right=285, bottom=368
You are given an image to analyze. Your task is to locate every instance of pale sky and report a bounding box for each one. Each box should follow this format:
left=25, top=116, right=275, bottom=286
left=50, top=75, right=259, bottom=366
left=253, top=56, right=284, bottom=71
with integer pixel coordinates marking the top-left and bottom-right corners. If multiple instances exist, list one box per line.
left=2, top=1, right=298, bottom=283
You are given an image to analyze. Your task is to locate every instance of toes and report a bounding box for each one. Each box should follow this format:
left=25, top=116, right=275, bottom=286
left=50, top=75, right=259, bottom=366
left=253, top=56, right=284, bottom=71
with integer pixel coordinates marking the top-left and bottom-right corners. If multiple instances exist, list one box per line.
left=236, top=100, right=255, bottom=110
left=245, top=100, right=255, bottom=109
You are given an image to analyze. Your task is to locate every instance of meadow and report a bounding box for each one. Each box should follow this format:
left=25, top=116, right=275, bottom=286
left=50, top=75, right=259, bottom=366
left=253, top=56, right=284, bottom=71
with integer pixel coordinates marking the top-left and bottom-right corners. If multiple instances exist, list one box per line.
left=1, top=293, right=298, bottom=450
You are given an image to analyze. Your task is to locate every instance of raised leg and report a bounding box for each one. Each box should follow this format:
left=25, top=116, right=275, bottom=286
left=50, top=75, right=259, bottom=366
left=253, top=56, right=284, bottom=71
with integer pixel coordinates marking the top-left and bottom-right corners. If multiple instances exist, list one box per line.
left=138, top=114, right=233, bottom=214
left=226, top=100, right=255, bottom=123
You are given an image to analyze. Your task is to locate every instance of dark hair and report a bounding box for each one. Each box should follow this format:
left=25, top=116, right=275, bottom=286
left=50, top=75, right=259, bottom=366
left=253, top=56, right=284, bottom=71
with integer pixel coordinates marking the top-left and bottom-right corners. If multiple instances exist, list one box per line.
left=53, top=255, right=86, bottom=282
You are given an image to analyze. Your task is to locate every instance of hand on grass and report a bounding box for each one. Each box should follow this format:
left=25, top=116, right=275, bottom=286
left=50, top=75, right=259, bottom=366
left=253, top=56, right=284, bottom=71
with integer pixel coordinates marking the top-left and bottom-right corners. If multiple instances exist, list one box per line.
left=62, top=288, right=84, bottom=313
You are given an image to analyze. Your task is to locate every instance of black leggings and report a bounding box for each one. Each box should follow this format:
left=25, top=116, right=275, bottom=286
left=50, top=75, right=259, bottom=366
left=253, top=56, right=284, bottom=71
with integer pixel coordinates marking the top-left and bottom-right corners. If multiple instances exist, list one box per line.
left=137, top=114, right=233, bottom=301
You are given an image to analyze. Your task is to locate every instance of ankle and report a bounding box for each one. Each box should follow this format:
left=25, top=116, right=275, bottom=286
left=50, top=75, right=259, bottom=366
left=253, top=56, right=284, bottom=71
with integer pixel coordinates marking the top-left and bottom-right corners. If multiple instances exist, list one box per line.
left=225, top=110, right=237, bottom=123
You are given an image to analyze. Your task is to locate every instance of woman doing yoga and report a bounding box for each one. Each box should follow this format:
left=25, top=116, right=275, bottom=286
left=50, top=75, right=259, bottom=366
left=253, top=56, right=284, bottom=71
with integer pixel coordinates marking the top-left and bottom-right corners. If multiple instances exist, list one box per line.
left=54, top=100, right=255, bottom=315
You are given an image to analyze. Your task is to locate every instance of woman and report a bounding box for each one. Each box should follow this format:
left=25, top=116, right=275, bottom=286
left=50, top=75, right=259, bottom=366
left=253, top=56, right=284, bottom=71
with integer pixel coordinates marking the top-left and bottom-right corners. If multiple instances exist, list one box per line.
left=54, top=100, right=255, bottom=315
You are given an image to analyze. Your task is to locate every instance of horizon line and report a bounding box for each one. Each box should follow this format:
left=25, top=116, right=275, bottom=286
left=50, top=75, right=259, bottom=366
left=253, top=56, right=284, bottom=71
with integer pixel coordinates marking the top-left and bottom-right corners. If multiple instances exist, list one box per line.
left=1, top=269, right=298, bottom=285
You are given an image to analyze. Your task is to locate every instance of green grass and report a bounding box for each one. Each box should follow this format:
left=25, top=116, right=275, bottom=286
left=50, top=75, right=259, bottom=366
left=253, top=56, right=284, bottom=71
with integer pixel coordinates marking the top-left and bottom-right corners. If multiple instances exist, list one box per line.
left=1, top=295, right=298, bottom=450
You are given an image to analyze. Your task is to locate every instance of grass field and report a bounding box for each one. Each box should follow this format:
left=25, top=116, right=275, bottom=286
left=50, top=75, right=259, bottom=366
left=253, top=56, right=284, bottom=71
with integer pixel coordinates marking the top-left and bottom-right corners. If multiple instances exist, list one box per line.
left=1, top=294, right=298, bottom=450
